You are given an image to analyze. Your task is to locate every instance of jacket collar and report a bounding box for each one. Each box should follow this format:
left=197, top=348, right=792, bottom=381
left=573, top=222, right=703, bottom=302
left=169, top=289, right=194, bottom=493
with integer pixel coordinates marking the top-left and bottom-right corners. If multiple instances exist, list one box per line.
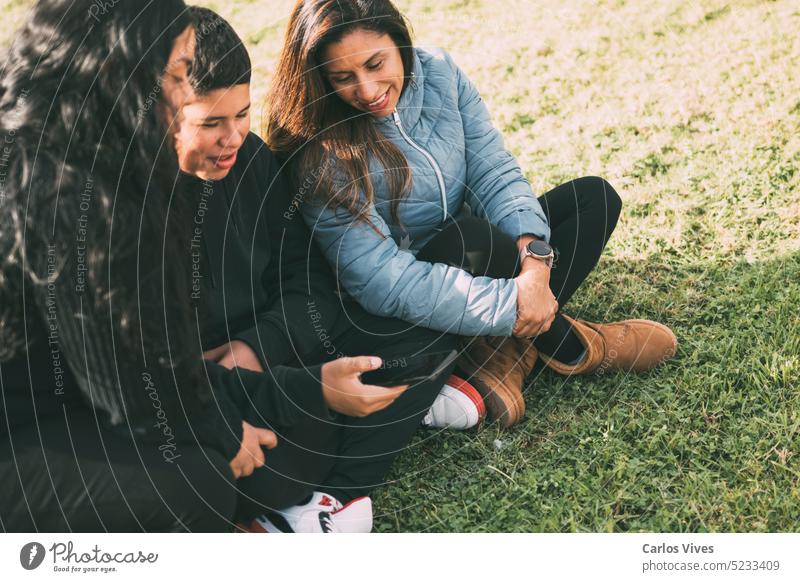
left=374, top=48, right=424, bottom=129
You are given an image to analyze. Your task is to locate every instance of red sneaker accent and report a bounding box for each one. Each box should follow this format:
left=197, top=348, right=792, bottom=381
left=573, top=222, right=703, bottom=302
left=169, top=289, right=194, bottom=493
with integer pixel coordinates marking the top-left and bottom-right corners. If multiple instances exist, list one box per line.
left=332, top=496, right=367, bottom=514
left=446, top=375, right=486, bottom=420
left=319, top=495, right=333, bottom=507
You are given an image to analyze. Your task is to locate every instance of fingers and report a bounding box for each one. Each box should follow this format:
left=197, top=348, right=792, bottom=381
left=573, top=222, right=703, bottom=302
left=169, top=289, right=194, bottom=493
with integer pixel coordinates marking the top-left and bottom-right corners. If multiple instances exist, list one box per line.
left=359, top=383, right=408, bottom=400
left=346, top=355, right=383, bottom=374
left=227, top=342, right=250, bottom=369
left=537, top=311, right=557, bottom=334
left=203, top=345, right=227, bottom=361
left=229, top=461, right=242, bottom=480
left=364, top=384, right=408, bottom=413
left=379, top=384, right=409, bottom=397
left=542, top=298, right=558, bottom=333
left=252, top=445, right=265, bottom=469
left=516, top=295, right=559, bottom=336
left=514, top=311, right=540, bottom=337
left=373, top=386, right=407, bottom=412
left=234, top=446, right=263, bottom=479
left=256, top=428, right=278, bottom=450
left=233, top=421, right=265, bottom=478
left=229, top=456, right=250, bottom=479
left=217, top=353, right=235, bottom=370
left=541, top=306, right=557, bottom=333
left=238, top=462, right=255, bottom=479
left=340, top=383, right=407, bottom=417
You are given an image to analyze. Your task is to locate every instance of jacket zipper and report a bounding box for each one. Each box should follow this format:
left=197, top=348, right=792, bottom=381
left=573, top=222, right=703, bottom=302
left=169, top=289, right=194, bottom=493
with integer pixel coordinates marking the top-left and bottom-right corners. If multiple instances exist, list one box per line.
left=392, top=110, right=448, bottom=223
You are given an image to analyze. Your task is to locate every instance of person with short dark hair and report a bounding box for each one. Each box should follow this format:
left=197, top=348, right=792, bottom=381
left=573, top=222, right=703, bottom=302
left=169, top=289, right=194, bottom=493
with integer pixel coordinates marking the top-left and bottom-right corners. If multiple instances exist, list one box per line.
left=169, top=6, right=475, bottom=533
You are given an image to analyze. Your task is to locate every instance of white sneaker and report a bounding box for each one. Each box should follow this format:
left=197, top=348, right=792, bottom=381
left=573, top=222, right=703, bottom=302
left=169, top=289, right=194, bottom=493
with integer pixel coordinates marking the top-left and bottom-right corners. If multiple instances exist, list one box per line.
left=421, top=375, right=485, bottom=430
left=331, top=496, right=372, bottom=533
left=248, top=492, right=372, bottom=533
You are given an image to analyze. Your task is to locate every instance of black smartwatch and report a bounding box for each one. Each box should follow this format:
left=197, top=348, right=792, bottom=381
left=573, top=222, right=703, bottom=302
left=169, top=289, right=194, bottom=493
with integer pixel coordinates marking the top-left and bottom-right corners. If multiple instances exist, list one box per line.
left=521, top=239, right=556, bottom=268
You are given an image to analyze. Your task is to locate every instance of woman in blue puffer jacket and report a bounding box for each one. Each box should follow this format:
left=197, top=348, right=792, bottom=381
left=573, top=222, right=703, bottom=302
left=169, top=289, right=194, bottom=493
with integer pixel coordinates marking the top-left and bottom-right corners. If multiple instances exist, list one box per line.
left=267, top=0, right=678, bottom=427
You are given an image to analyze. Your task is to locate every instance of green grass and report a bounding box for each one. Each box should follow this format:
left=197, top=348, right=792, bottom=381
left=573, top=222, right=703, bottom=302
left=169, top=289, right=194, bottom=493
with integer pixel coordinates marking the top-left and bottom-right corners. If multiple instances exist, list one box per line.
left=2, top=0, right=798, bottom=531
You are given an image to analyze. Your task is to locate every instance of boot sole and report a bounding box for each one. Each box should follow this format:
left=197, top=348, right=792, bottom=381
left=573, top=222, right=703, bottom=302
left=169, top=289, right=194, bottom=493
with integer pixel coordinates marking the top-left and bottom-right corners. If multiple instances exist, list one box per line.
left=457, top=350, right=524, bottom=428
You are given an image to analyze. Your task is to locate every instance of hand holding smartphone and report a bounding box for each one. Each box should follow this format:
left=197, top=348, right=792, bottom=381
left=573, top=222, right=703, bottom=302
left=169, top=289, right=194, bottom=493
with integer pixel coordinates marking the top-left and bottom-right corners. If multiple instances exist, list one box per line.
left=360, top=349, right=458, bottom=387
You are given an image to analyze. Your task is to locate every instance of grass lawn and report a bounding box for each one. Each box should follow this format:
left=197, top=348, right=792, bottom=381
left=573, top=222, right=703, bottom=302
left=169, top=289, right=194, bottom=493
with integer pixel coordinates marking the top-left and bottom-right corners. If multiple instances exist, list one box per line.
left=2, top=0, right=798, bottom=531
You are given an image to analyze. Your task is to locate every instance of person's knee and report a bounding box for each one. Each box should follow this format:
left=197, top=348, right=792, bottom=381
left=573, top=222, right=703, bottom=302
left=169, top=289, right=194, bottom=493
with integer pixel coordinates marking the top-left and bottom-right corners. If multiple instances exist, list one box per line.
left=410, top=359, right=457, bottom=410
left=599, top=178, right=623, bottom=225
left=576, top=176, right=622, bottom=229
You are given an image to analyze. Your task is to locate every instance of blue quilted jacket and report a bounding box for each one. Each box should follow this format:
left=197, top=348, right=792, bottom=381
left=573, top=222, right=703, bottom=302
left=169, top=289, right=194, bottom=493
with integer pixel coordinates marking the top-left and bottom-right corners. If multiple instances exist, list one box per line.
left=302, top=47, right=550, bottom=336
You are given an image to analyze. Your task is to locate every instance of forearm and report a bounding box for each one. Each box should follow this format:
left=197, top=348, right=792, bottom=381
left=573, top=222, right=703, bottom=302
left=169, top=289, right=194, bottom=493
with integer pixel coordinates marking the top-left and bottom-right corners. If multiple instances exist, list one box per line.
left=232, top=315, right=295, bottom=368
left=208, top=361, right=331, bottom=429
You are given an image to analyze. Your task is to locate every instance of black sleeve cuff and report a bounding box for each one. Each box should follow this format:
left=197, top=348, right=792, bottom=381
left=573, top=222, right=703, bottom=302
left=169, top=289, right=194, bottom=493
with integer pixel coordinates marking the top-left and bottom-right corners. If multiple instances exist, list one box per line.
left=233, top=319, right=295, bottom=369
left=207, top=360, right=331, bottom=430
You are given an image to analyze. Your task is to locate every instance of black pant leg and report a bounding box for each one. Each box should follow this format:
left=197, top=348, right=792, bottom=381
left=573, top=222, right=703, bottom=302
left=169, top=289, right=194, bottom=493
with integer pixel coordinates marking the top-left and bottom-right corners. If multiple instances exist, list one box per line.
left=529, top=176, right=622, bottom=358
left=416, top=216, right=521, bottom=278
left=316, top=309, right=457, bottom=503
left=0, top=405, right=237, bottom=532
left=234, top=412, right=340, bottom=519
left=538, top=176, right=622, bottom=306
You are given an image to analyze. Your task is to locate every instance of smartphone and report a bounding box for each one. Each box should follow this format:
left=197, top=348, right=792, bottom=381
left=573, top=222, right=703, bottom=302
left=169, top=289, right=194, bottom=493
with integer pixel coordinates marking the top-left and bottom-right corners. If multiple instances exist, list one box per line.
left=360, top=349, right=459, bottom=387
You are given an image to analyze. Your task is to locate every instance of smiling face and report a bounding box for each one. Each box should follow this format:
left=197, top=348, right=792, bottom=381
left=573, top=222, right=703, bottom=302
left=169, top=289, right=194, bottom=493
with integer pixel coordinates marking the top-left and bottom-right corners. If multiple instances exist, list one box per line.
left=321, top=28, right=405, bottom=118
left=174, top=84, right=251, bottom=181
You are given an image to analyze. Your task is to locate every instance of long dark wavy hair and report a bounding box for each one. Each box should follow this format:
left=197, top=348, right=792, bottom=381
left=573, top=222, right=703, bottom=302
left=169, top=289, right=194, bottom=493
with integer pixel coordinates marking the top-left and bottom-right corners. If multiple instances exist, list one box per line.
left=0, top=0, right=195, bottom=365
left=266, top=0, right=414, bottom=224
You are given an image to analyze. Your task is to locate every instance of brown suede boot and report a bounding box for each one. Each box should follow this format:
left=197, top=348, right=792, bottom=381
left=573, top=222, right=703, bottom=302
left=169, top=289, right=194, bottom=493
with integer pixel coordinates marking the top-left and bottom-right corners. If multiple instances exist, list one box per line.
left=456, top=336, right=538, bottom=428
left=539, top=315, right=677, bottom=375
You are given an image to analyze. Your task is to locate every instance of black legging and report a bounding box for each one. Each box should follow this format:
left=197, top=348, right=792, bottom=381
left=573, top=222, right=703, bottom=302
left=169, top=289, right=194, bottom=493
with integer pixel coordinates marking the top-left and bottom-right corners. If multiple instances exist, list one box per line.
left=417, top=176, right=622, bottom=360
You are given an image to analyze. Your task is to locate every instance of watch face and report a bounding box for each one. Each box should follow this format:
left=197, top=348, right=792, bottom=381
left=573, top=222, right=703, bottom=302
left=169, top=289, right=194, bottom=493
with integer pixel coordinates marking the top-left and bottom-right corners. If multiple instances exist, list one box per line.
left=526, top=239, right=552, bottom=257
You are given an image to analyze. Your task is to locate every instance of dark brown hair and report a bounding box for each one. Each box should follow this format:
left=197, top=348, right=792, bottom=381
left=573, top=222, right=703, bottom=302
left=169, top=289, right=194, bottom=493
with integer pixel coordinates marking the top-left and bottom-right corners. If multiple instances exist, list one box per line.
left=0, top=0, right=194, bottom=361
left=188, top=6, right=252, bottom=95
left=266, top=0, right=414, bottom=223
